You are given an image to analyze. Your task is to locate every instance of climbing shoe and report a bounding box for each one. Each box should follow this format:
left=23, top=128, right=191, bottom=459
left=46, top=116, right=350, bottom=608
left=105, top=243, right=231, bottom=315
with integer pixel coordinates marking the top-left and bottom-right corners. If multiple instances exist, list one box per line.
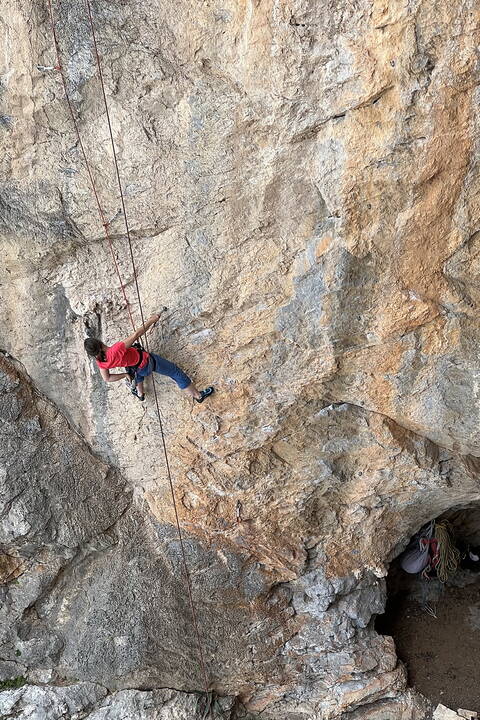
left=195, top=386, right=214, bottom=403
left=131, top=387, right=145, bottom=402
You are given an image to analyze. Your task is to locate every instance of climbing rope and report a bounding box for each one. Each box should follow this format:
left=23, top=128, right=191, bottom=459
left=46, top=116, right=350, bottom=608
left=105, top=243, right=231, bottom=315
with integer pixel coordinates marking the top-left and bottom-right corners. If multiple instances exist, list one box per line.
left=46, top=0, right=135, bottom=332
left=435, top=522, right=461, bottom=583
left=47, top=0, right=211, bottom=696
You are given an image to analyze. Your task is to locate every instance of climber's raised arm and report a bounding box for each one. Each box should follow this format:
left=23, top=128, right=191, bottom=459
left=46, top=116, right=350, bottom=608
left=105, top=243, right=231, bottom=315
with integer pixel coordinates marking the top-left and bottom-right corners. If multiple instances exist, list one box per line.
left=122, top=311, right=163, bottom=349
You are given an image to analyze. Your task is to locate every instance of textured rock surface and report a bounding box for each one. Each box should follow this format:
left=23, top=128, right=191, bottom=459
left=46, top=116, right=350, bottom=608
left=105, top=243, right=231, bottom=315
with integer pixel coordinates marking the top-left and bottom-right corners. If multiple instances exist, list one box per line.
left=433, top=707, right=476, bottom=720
left=0, top=357, right=296, bottom=701
left=0, top=685, right=243, bottom=720
left=1, top=0, right=480, bottom=718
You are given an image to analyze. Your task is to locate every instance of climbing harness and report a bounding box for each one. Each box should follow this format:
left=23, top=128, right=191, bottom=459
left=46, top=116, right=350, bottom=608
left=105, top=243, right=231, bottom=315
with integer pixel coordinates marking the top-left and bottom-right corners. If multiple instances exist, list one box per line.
left=46, top=0, right=211, bottom=697
left=125, top=341, right=148, bottom=380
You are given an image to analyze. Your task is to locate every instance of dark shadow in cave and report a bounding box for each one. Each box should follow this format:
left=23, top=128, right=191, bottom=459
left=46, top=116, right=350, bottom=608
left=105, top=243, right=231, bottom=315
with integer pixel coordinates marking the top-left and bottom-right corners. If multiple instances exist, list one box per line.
left=375, top=505, right=480, bottom=712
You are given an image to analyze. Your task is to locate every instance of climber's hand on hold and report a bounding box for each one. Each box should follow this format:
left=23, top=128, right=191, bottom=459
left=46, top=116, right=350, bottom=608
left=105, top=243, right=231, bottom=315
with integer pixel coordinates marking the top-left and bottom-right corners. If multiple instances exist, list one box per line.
left=150, top=307, right=168, bottom=324
left=124, top=311, right=166, bottom=348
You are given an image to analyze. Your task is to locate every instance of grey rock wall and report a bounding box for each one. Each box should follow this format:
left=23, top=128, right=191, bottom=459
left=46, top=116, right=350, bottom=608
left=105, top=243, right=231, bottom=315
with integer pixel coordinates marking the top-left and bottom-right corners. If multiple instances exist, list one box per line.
left=1, top=0, right=480, bottom=718
left=3, top=355, right=480, bottom=718
left=0, top=685, right=245, bottom=720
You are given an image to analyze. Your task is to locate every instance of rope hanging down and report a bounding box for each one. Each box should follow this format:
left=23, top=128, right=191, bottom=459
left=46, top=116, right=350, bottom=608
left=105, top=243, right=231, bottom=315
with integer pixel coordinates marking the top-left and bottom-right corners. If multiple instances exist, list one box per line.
left=47, top=0, right=211, bottom=697
left=46, top=0, right=135, bottom=332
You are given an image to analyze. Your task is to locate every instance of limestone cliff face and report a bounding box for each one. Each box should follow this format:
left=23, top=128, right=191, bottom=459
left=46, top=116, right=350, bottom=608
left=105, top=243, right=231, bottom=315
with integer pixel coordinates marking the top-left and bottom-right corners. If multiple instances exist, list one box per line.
left=1, top=0, right=480, bottom=717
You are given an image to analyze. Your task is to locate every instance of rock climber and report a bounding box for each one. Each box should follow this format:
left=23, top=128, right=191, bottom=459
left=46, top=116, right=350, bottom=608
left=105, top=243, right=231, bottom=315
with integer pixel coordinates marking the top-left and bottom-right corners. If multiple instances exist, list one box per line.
left=84, top=310, right=214, bottom=403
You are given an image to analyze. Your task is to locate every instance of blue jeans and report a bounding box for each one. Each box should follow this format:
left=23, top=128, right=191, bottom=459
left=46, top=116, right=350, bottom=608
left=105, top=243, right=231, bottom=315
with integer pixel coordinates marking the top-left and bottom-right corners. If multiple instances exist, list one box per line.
left=135, top=353, right=191, bottom=390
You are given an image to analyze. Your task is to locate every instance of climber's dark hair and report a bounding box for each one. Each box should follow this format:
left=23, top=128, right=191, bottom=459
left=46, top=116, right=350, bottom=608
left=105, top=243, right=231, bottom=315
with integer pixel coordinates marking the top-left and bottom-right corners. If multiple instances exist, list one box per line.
left=84, top=338, right=106, bottom=362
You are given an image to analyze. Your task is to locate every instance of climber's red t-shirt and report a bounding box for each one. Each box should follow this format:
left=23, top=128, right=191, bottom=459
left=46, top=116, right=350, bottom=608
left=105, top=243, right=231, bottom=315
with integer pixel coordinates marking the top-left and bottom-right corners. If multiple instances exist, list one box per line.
left=96, top=342, right=149, bottom=370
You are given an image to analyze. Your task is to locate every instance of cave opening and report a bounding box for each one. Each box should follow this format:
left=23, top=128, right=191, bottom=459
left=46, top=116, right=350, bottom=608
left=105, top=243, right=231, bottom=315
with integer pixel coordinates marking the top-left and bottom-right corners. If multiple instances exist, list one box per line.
left=375, top=505, right=480, bottom=712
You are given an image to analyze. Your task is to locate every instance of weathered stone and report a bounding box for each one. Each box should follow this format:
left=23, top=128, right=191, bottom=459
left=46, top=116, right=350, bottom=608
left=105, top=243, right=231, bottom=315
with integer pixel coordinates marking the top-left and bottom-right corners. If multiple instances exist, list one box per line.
left=86, top=689, right=234, bottom=720
left=0, top=683, right=107, bottom=720
left=0, top=661, right=26, bottom=682
left=341, top=690, right=431, bottom=720
left=457, top=710, right=478, bottom=720
left=0, top=685, right=243, bottom=720
left=2, top=352, right=480, bottom=717
left=3, top=344, right=480, bottom=718
left=433, top=706, right=466, bottom=720
left=0, top=359, right=299, bottom=697
left=1, top=0, right=480, bottom=717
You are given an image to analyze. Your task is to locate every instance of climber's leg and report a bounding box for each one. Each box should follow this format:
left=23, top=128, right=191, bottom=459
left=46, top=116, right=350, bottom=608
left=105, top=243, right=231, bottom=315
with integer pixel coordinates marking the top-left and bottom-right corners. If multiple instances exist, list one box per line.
left=150, top=353, right=193, bottom=389
left=183, top=382, right=203, bottom=401
left=150, top=353, right=214, bottom=401
left=182, top=383, right=214, bottom=402
left=193, top=386, right=215, bottom=403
